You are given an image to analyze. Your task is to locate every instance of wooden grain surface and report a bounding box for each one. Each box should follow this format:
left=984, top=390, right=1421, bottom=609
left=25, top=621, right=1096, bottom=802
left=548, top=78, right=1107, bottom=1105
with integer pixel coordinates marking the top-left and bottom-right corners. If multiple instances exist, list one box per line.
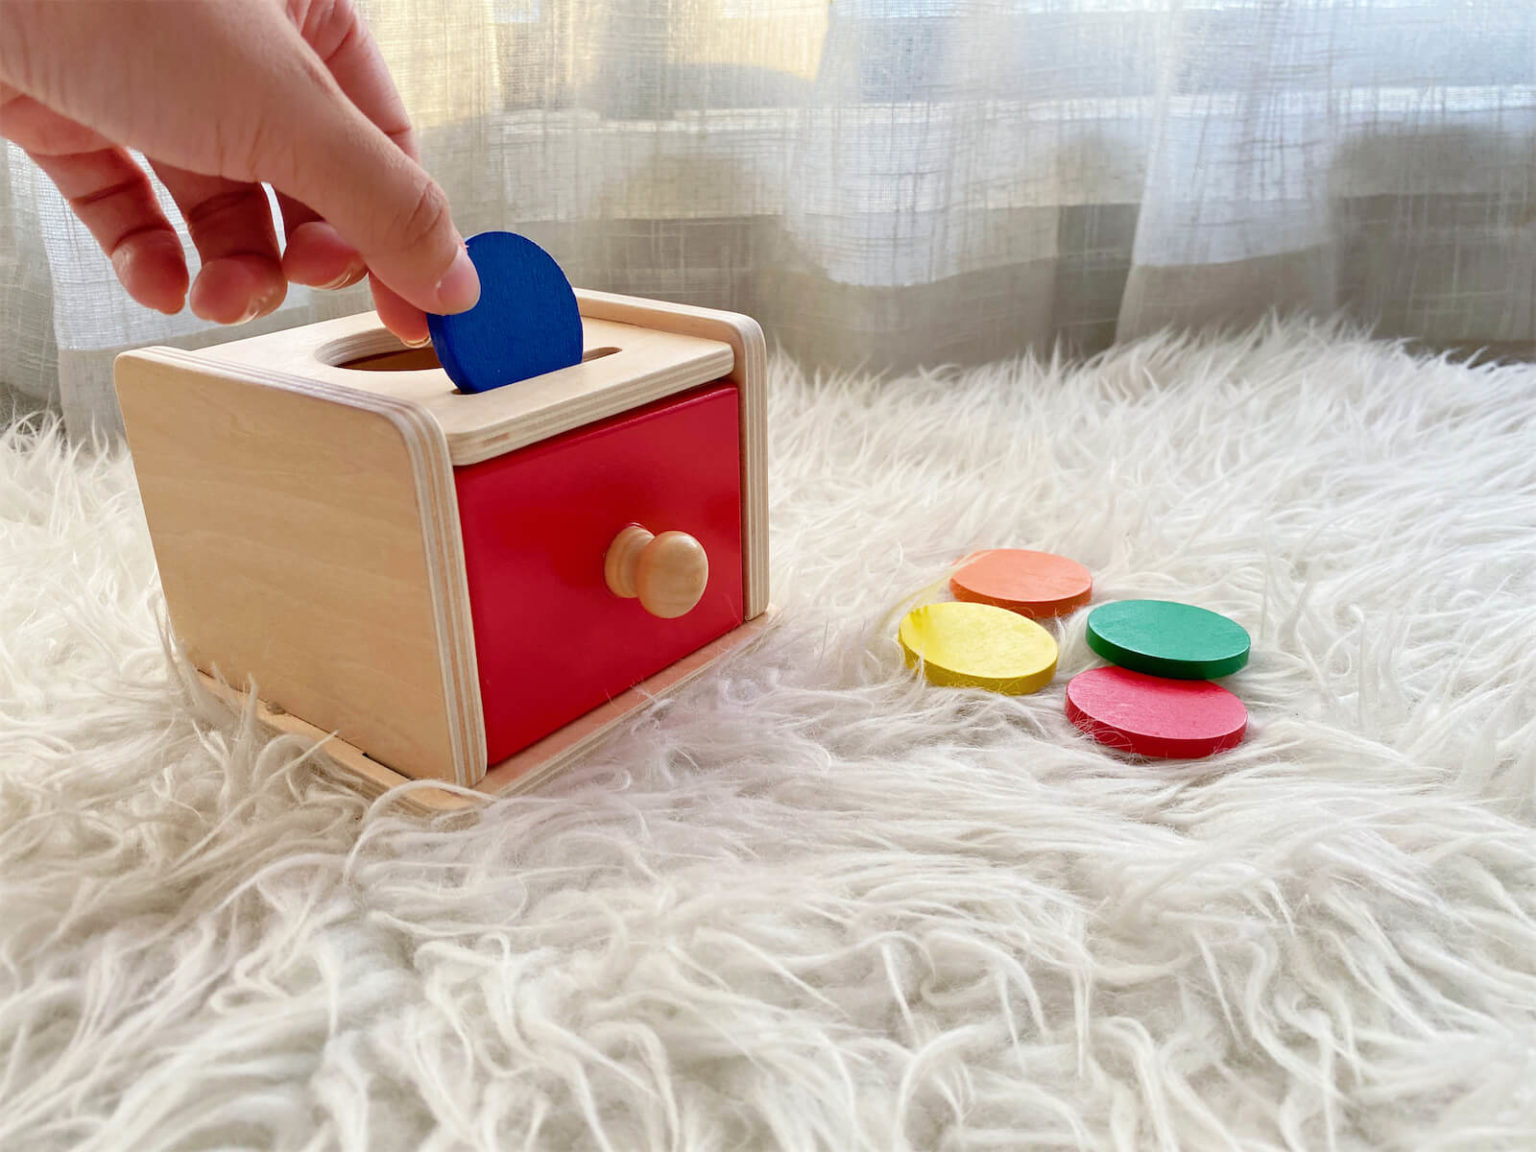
left=117, top=351, right=484, bottom=785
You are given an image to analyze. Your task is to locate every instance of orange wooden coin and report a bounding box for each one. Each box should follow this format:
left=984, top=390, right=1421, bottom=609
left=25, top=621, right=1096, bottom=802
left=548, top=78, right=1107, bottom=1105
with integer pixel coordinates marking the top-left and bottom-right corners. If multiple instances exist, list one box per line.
left=950, top=549, right=1092, bottom=618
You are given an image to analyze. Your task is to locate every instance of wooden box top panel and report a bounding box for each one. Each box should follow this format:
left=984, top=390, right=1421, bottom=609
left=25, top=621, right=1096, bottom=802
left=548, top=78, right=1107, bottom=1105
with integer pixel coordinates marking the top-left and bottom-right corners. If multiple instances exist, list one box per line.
left=196, top=310, right=736, bottom=466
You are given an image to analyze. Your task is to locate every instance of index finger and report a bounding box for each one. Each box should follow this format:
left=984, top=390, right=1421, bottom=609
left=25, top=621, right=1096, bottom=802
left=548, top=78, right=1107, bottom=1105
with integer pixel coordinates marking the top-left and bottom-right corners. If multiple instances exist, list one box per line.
left=297, top=1, right=436, bottom=338
left=301, top=1, right=420, bottom=159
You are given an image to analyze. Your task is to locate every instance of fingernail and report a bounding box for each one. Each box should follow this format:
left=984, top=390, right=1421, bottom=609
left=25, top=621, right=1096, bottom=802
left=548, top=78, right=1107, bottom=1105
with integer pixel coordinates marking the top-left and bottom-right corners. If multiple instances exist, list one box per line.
left=402, top=333, right=433, bottom=348
left=434, top=244, right=480, bottom=314
left=320, top=264, right=366, bottom=291
left=233, top=284, right=285, bottom=325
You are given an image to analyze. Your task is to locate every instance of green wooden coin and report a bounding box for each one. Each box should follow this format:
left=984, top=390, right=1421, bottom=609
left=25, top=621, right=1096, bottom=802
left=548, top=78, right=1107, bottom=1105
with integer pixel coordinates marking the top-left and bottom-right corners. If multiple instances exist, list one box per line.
left=1085, top=599, right=1250, bottom=679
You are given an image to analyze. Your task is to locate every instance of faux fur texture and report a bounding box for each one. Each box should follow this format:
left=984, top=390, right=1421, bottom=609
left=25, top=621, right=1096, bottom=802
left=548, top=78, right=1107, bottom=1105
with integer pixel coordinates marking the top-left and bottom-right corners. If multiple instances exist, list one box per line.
left=1, top=322, right=1534, bottom=1151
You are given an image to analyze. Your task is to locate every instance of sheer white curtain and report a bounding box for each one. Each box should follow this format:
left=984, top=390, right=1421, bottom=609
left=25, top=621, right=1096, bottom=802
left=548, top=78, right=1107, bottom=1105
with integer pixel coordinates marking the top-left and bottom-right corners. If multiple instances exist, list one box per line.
left=3, top=0, right=1533, bottom=433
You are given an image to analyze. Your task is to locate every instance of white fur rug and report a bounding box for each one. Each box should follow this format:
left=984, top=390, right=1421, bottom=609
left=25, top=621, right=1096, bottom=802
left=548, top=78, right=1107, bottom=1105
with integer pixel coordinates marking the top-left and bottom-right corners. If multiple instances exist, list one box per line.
left=2, top=322, right=1534, bottom=1151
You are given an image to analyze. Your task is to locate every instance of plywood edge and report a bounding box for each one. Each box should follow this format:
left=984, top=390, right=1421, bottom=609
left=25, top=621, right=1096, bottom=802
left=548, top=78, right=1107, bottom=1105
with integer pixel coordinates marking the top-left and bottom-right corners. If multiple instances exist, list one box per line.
left=116, top=347, right=486, bottom=787
left=202, top=607, right=779, bottom=815
left=574, top=291, right=771, bottom=620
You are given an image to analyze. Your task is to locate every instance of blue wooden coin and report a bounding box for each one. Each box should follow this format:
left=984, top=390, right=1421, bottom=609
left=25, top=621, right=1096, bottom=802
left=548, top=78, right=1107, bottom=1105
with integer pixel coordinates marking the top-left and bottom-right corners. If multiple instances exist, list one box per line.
left=427, top=231, right=583, bottom=393
left=1085, top=599, right=1250, bottom=679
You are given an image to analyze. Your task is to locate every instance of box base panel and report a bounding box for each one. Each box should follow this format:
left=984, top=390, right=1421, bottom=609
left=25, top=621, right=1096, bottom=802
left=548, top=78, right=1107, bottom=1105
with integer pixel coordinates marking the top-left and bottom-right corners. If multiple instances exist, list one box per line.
left=198, top=607, right=778, bottom=814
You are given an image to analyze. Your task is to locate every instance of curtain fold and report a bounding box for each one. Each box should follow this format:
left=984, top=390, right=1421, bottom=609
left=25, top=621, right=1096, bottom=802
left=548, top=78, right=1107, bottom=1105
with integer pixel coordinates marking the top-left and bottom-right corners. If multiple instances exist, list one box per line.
left=3, top=0, right=1532, bottom=434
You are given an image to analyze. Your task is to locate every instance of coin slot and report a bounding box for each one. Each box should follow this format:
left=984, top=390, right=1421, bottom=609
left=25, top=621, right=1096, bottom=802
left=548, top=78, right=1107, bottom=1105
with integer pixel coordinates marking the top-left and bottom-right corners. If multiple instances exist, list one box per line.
left=329, top=338, right=619, bottom=374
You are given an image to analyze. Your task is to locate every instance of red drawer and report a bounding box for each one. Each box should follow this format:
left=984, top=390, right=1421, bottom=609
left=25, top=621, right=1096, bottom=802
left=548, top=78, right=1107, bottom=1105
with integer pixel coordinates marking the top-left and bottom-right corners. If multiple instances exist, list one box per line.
left=455, top=383, right=744, bottom=766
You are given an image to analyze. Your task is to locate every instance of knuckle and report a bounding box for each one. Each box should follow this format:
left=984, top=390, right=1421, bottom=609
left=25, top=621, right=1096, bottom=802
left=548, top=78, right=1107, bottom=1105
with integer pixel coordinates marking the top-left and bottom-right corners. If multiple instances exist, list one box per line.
left=69, top=169, right=152, bottom=212
left=396, top=179, right=450, bottom=253
left=183, top=184, right=270, bottom=232
left=213, top=116, right=277, bottom=185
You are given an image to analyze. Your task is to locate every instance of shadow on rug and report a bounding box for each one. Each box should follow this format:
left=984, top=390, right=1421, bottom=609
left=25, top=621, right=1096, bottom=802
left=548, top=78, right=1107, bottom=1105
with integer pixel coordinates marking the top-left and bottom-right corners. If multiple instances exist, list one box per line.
left=1, top=320, right=1533, bottom=1150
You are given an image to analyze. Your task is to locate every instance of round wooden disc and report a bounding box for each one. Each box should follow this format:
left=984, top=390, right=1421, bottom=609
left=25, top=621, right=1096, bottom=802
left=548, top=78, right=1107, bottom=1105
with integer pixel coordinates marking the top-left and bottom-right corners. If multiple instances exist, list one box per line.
left=899, top=601, right=1058, bottom=695
left=950, top=549, right=1093, bottom=618
left=1065, top=666, right=1247, bottom=758
left=427, top=231, right=584, bottom=394
left=1085, top=599, right=1250, bottom=680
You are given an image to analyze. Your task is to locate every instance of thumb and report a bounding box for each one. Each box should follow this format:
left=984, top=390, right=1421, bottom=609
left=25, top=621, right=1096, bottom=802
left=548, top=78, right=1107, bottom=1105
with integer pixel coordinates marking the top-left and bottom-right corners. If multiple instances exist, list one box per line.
left=269, top=104, right=480, bottom=316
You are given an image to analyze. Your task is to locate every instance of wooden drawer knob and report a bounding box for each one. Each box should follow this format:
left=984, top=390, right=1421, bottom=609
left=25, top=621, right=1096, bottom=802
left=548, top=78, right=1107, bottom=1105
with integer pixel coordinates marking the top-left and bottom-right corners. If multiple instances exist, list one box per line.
left=604, top=524, right=709, bottom=618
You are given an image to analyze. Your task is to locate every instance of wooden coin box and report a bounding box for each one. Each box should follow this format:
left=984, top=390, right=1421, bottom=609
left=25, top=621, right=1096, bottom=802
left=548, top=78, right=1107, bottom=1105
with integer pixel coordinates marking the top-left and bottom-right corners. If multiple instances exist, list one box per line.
left=115, top=290, right=770, bottom=810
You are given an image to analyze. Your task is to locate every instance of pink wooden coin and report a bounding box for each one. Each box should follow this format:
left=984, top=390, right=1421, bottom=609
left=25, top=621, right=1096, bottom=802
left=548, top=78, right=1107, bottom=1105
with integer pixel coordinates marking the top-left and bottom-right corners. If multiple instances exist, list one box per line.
left=1065, top=666, right=1247, bottom=759
left=950, top=549, right=1092, bottom=618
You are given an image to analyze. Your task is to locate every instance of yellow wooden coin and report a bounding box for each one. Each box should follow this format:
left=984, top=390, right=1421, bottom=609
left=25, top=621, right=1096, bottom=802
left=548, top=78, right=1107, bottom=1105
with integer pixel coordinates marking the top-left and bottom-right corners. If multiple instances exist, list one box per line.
left=899, top=601, right=1058, bottom=695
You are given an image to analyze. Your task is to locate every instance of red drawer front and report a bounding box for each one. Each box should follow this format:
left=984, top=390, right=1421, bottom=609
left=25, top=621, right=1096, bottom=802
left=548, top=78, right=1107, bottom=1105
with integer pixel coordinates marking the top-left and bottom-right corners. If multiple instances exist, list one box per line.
left=455, top=384, right=744, bottom=766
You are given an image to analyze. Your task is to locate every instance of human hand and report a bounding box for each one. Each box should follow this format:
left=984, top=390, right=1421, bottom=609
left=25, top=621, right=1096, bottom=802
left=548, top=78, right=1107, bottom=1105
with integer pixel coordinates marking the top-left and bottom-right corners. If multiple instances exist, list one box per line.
left=0, top=0, right=478, bottom=344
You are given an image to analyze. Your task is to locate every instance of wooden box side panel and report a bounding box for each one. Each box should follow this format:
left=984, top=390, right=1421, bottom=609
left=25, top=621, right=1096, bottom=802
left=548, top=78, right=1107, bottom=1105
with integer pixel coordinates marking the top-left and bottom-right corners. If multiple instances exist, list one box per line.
left=115, top=351, right=479, bottom=785
left=574, top=290, right=771, bottom=619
